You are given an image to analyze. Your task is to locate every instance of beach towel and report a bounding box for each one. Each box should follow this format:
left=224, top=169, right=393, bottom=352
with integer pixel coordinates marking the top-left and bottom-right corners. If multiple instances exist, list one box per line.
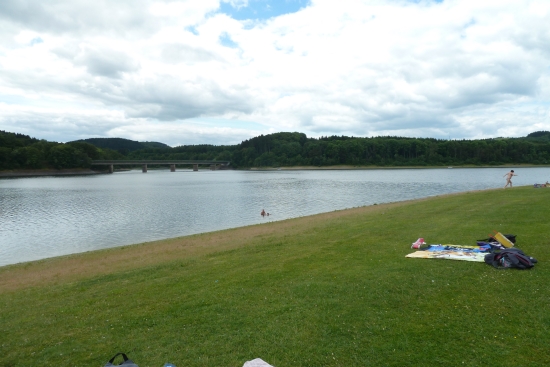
left=406, top=244, right=489, bottom=262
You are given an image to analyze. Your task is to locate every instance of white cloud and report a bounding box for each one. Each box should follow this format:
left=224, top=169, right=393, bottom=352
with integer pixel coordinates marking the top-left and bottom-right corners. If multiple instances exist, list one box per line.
left=1, top=0, right=549, bottom=145
left=107, top=120, right=260, bottom=146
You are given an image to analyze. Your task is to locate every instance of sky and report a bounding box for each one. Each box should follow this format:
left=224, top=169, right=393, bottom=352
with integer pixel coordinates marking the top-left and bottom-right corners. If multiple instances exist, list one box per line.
left=0, top=0, right=549, bottom=146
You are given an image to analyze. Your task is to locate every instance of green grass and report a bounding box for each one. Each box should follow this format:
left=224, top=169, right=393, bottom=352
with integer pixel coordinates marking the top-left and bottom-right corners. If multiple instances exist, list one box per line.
left=1, top=187, right=550, bottom=366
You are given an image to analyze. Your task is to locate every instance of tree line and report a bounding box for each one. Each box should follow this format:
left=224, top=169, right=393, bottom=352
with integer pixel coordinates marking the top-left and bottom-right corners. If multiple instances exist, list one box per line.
left=1, top=130, right=550, bottom=171
left=0, top=130, right=123, bottom=170
left=125, top=131, right=550, bottom=167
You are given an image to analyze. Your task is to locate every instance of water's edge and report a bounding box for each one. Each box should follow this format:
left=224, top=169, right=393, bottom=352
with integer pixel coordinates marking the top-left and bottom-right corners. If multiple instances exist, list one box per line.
left=0, top=169, right=102, bottom=178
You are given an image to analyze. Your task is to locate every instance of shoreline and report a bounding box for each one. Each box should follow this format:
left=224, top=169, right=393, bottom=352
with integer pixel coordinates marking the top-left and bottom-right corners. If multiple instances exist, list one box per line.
left=1, top=164, right=547, bottom=178
left=0, top=168, right=104, bottom=178
left=0, top=186, right=498, bottom=290
left=0, top=197, right=418, bottom=290
left=251, top=163, right=548, bottom=170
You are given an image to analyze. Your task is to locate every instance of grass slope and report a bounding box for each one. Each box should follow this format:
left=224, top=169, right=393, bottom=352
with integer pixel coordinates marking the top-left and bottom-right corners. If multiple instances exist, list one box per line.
left=1, top=187, right=549, bottom=366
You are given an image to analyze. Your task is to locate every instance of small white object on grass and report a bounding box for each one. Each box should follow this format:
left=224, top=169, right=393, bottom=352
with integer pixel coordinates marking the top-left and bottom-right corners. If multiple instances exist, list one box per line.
left=243, top=358, right=274, bottom=367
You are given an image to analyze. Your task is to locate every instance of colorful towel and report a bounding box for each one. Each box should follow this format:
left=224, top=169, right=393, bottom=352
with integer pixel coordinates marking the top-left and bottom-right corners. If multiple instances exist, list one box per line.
left=406, top=244, right=489, bottom=262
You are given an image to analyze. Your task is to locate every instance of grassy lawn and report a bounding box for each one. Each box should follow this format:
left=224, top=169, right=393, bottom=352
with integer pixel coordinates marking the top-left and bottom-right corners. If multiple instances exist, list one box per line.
left=1, top=186, right=549, bottom=366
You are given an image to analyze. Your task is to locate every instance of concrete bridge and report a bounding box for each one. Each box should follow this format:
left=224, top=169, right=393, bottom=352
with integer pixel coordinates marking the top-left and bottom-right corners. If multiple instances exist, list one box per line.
left=91, top=160, right=231, bottom=173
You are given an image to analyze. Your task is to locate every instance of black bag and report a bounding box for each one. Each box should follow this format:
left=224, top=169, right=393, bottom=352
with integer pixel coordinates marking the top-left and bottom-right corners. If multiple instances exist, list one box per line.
left=104, top=353, right=139, bottom=367
left=484, top=248, right=537, bottom=269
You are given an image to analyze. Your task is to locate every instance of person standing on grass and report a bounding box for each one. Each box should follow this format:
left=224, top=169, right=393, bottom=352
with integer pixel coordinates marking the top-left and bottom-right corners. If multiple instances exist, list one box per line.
left=504, top=170, right=517, bottom=188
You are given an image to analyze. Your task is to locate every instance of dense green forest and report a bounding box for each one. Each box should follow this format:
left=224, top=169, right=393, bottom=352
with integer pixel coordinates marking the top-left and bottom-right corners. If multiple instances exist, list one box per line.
left=1, top=130, right=550, bottom=171
left=0, top=131, right=123, bottom=170
left=70, top=137, right=170, bottom=155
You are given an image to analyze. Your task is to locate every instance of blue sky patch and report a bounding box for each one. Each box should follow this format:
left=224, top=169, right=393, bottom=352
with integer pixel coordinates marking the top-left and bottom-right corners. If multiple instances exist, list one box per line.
left=220, top=0, right=310, bottom=21
left=185, top=26, right=199, bottom=35
left=219, top=32, right=239, bottom=48
left=30, top=37, right=44, bottom=46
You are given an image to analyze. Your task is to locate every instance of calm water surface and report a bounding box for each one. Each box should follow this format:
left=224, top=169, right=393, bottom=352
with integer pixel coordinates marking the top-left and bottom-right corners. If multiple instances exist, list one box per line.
left=1, top=167, right=549, bottom=266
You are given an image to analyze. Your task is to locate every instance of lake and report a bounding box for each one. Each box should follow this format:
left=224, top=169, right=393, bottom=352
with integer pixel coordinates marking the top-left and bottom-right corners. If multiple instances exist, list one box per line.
left=1, top=167, right=549, bottom=266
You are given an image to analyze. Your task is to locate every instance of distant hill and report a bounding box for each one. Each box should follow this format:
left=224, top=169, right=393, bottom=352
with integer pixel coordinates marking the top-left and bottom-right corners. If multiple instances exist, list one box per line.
left=69, top=138, right=170, bottom=154
left=526, top=131, right=550, bottom=140
left=141, top=141, right=171, bottom=149
left=0, top=130, right=39, bottom=148
left=0, top=130, right=124, bottom=170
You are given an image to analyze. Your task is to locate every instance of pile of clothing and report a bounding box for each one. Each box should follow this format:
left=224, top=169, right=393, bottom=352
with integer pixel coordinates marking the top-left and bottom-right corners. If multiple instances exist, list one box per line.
left=407, top=233, right=537, bottom=269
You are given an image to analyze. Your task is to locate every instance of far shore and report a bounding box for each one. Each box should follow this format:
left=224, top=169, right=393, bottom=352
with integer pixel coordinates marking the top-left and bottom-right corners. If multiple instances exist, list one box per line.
left=249, top=163, right=547, bottom=170
left=1, top=163, right=547, bottom=178
left=0, top=168, right=104, bottom=178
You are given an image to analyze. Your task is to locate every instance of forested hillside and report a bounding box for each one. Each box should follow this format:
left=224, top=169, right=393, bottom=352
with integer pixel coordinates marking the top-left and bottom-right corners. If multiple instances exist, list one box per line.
left=125, top=131, right=550, bottom=167
left=0, top=130, right=123, bottom=170
left=70, top=137, right=170, bottom=155
left=1, top=130, right=550, bottom=171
